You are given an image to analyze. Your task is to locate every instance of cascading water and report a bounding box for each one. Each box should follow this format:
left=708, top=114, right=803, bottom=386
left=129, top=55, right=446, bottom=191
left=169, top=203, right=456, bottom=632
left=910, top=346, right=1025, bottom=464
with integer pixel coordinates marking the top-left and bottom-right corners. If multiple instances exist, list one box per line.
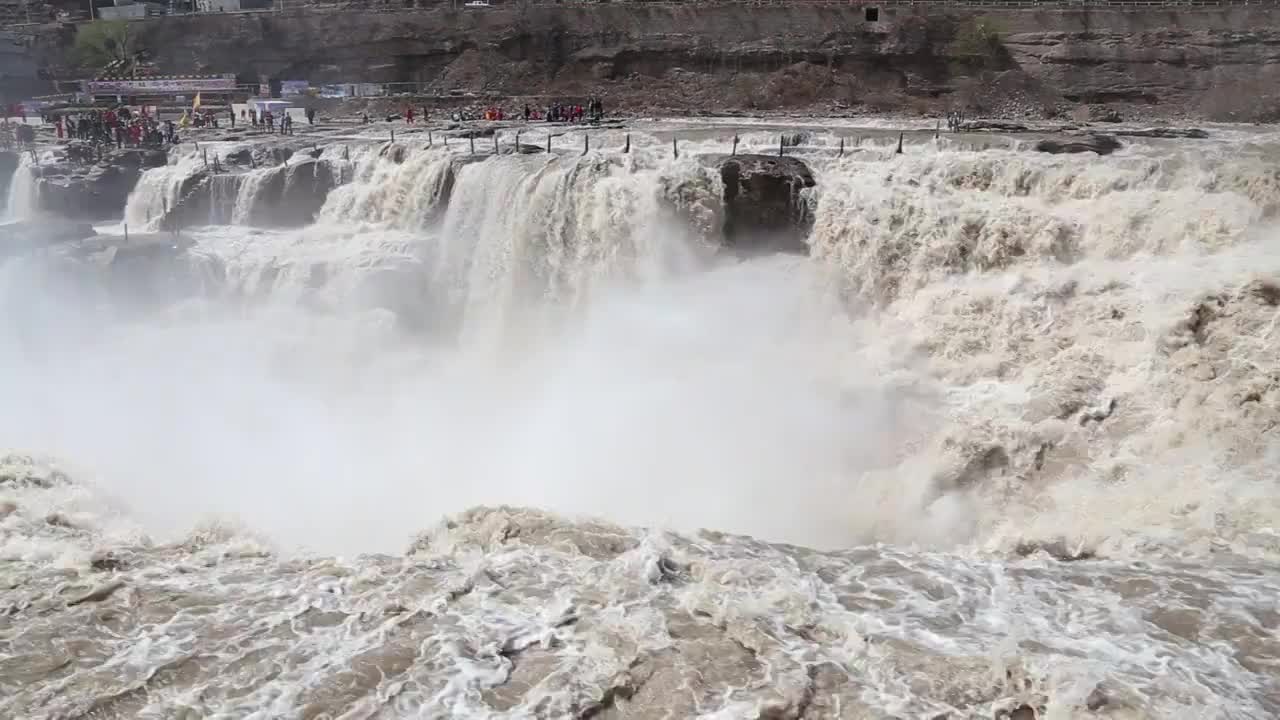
left=2, top=126, right=1278, bottom=719
left=122, top=143, right=206, bottom=229
left=3, top=154, right=38, bottom=221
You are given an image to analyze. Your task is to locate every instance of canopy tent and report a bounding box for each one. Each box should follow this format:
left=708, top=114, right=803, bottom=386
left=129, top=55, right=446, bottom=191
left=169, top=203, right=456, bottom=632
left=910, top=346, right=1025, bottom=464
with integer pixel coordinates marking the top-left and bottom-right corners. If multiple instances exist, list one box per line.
left=246, top=99, right=292, bottom=114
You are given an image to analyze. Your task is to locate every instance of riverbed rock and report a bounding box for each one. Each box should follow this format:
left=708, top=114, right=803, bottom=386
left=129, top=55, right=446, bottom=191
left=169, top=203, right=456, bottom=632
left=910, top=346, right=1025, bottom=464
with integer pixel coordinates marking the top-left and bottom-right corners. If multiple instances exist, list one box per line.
left=1034, top=134, right=1122, bottom=156
left=703, top=154, right=816, bottom=255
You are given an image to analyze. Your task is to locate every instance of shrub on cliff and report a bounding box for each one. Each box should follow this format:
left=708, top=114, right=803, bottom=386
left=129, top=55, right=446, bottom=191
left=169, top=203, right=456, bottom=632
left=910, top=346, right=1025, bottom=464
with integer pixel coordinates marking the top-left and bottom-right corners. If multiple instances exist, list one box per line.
left=949, top=18, right=1005, bottom=60
left=74, top=20, right=144, bottom=74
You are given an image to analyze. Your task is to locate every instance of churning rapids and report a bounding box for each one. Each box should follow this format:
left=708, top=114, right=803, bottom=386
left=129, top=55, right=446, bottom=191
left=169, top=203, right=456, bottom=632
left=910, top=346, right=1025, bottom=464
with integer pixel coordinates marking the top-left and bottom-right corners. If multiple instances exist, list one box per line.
left=2, top=126, right=1279, bottom=719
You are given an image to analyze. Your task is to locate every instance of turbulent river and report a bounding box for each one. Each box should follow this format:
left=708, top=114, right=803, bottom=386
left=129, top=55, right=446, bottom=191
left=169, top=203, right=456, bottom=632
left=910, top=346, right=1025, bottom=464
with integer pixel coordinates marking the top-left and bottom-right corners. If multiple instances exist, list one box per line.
left=1, top=126, right=1279, bottom=719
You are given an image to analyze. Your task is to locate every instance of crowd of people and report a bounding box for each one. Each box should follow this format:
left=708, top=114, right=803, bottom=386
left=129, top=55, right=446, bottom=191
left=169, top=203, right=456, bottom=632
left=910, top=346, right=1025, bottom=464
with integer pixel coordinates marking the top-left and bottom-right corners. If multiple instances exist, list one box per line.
left=235, top=107, right=303, bottom=134
left=1, top=93, right=617, bottom=154
left=538, top=98, right=605, bottom=123
left=182, top=108, right=225, bottom=129
left=55, top=108, right=178, bottom=148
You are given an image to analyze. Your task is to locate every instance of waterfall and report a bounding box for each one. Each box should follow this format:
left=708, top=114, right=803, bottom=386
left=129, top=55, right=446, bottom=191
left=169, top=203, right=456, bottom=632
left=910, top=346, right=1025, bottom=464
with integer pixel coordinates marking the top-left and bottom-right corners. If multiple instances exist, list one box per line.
left=123, top=145, right=206, bottom=230
left=3, top=155, right=39, bottom=222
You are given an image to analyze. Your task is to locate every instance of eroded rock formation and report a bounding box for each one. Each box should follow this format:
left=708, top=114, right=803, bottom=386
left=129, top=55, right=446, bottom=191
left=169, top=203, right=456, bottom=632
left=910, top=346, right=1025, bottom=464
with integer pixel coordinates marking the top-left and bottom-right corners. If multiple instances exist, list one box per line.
left=16, top=4, right=1280, bottom=120
left=707, top=154, right=816, bottom=255
left=28, top=147, right=166, bottom=221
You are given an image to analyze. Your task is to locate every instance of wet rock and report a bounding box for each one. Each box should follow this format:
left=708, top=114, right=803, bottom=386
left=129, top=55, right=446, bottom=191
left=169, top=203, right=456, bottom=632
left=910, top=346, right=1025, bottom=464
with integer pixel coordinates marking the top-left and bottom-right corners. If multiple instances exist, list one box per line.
left=157, top=170, right=212, bottom=231
left=0, top=218, right=96, bottom=256
left=1114, top=127, right=1209, bottom=140
left=173, top=158, right=345, bottom=230
left=962, top=120, right=1031, bottom=132
left=113, top=147, right=169, bottom=171
left=950, top=445, right=1010, bottom=489
left=1086, top=686, right=1110, bottom=710
left=654, top=555, right=690, bottom=585
left=1002, top=705, right=1038, bottom=720
left=0, top=500, right=16, bottom=520
left=1034, top=134, right=1121, bottom=156
left=380, top=143, right=407, bottom=164
left=0, top=462, right=73, bottom=488
left=1247, top=280, right=1280, bottom=307
left=780, top=131, right=811, bottom=147
left=31, top=147, right=168, bottom=221
left=67, top=580, right=125, bottom=606
left=0, top=149, right=17, bottom=199
left=267, top=145, right=297, bottom=165
left=221, top=140, right=321, bottom=169
left=90, top=550, right=129, bottom=572
left=462, top=127, right=496, bottom=139
left=1014, top=540, right=1096, bottom=562
left=45, top=512, right=77, bottom=529
left=703, top=154, right=816, bottom=255
left=223, top=147, right=254, bottom=165
left=244, top=159, right=342, bottom=227
left=1079, top=397, right=1118, bottom=425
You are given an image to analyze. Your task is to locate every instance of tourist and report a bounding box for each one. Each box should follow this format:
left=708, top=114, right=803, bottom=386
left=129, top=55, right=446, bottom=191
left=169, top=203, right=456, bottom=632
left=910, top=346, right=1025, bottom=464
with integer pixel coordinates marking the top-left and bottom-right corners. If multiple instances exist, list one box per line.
left=229, top=107, right=236, bottom=129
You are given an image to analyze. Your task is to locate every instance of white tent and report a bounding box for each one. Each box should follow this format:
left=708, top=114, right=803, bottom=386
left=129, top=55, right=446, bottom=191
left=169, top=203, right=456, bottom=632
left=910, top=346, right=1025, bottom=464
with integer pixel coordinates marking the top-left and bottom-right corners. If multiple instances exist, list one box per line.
left=247, top=99, right=292, bottom=114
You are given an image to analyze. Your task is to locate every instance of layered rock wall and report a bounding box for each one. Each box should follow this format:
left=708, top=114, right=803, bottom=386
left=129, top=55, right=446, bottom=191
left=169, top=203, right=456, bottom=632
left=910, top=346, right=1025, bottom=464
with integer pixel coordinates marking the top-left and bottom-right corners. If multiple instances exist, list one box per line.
left=13, top=3, right=1279, bottom=119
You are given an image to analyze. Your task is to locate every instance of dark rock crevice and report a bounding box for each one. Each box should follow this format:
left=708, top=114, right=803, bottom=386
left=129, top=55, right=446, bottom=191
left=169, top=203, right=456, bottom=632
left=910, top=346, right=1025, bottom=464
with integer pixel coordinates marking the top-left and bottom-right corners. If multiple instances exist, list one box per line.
left=706, top=154, right=816, bottom=255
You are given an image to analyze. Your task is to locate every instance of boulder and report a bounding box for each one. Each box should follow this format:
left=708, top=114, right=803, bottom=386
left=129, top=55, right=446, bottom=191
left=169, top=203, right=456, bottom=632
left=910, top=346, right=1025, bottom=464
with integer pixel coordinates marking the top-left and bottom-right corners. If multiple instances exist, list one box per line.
left=703, top=154, right=816, bottom=255
left=1034, top=134, right=1122, bottom=156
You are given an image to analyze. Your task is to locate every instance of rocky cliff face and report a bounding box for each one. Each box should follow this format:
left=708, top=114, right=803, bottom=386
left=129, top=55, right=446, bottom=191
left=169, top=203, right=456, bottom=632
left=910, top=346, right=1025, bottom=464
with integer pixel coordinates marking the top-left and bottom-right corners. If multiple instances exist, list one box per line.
left=24, top=4, right=1280, bottom=120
